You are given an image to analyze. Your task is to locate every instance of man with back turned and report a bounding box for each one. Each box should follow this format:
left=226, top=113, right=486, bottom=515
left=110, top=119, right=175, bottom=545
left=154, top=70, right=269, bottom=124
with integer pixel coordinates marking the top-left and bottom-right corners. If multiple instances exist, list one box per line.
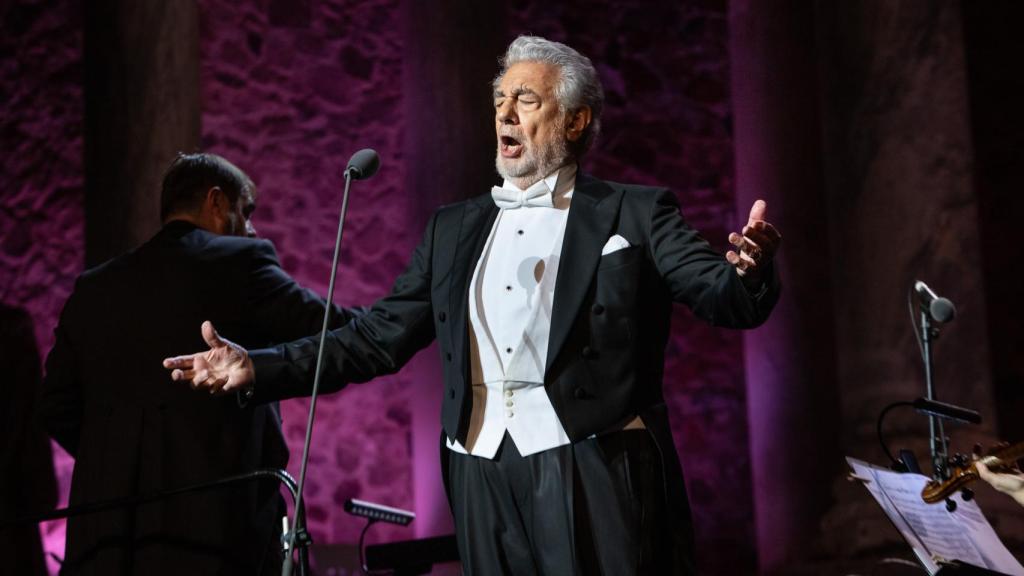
left=41, top=153, right=358, bottom=575
left=167, top=37, right=781, bottom=575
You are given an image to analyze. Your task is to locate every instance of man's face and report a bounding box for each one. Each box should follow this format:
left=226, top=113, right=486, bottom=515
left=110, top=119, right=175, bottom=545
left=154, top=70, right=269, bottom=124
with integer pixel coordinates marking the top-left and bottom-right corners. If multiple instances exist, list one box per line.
left=494, top=61, right=570, bottom=185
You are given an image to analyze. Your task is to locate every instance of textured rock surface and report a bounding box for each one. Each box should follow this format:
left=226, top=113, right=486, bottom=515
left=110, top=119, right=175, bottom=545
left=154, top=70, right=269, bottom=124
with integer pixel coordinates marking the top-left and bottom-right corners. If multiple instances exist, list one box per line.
left=0, top=0, right=84, bottom=567
left=198, top=0, right=414, bottom=545
left=4, top=0, right=751, bottom=572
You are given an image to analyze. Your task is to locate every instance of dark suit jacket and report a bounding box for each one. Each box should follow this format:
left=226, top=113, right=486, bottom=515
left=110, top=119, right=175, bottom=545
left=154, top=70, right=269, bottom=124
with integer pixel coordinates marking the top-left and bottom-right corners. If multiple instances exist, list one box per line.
left=40, top=220, right=356, bottom=575
left=251, top=174, right=780, bottom=574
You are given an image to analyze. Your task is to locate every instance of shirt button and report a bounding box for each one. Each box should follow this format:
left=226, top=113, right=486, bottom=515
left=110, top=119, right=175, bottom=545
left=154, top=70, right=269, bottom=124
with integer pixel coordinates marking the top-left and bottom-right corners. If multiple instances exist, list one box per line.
left=506, top=411, right=514, bottom=418
left=506, top=347, right=513, bottom=354
left=505, top=400, right=513, bottom=407
left=517, top=229, right=524, bottom=236
left=506, top=285, right=512, bottom=291
left=505, top=390, right=513, bottom=398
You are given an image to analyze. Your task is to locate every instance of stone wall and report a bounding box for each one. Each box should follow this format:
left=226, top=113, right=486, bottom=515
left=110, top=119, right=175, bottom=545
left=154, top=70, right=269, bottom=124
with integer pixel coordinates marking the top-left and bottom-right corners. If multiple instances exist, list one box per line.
left=1, top=1, right=784, bottom=573
left=198, top=0, right=415, bottom=545
left=0, top=0, right=84, bottom=567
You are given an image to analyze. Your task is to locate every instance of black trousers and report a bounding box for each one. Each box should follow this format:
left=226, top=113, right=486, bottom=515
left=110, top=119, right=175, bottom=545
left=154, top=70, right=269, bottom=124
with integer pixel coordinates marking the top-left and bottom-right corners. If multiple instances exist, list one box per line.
left=447, top=430, right=671, bottom=576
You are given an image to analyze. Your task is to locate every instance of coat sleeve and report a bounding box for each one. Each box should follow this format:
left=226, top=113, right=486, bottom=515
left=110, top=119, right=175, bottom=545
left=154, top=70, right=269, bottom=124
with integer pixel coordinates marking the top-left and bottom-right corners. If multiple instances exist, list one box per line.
left=647, top=188, right=780, bottom=328
left=242, top=239, right=363, bottom=343
left=248, top=212, right=439, bottom=403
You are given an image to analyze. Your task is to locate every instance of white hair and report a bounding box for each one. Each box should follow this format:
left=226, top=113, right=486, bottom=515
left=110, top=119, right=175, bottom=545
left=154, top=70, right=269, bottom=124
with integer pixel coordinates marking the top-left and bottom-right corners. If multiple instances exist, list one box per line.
left=495, top=35, right=604, bottom=157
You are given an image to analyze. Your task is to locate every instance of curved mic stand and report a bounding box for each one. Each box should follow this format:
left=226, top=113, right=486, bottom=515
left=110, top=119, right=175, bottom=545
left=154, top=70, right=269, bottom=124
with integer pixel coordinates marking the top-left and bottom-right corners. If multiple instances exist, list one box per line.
left=1, top=469, right=310, bottom=576
left=281, top=150, right=378, bottom=576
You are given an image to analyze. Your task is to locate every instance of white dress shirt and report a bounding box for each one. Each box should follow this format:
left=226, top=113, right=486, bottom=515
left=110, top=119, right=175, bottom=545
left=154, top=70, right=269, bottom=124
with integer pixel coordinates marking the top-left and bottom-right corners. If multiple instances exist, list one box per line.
left=447, top=164, right=577, bottom=458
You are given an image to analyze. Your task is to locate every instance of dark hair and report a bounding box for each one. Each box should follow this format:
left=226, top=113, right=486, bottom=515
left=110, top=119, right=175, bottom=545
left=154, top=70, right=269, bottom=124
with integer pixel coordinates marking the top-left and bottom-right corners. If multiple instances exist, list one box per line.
left=159, top=153, right=254, bottom=221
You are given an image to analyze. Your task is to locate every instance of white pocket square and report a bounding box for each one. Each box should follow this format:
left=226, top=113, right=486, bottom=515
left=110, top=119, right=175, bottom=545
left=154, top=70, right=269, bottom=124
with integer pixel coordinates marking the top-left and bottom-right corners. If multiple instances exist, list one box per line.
left=601, top=234, right=631, bottom=256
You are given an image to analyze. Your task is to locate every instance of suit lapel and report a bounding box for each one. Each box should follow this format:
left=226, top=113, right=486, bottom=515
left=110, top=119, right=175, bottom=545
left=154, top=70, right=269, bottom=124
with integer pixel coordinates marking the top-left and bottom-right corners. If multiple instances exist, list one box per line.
left=448, top=195, right=498, bottom=374
left=545, top=175, right=622, bottom=373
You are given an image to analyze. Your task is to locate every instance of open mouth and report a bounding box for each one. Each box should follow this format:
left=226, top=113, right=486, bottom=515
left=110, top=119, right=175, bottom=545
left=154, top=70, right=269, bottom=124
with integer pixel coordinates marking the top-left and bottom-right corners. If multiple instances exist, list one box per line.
left=500, top=135, right=523, bottom=158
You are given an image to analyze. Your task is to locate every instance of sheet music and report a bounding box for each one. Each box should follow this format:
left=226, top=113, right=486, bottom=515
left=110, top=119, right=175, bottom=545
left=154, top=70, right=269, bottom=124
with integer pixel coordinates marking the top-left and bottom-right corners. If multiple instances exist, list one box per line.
left=847, top=457, right=1024, bottom=576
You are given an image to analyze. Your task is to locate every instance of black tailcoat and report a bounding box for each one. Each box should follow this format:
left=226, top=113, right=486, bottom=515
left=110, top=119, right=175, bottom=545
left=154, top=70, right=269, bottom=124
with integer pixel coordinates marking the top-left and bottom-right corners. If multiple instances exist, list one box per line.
left=252, top=175, right=780, bottom=574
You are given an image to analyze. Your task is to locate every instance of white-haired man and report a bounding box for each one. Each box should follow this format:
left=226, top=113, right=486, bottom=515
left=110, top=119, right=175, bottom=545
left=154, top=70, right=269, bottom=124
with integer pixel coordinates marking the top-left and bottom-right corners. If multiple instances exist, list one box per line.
left=165, top=36, right=781, bottom=575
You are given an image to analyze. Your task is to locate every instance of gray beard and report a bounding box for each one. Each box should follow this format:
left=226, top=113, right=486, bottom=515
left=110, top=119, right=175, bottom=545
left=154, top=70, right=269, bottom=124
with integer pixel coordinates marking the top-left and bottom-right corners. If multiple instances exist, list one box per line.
left=495, top=136, right=570, bottom=190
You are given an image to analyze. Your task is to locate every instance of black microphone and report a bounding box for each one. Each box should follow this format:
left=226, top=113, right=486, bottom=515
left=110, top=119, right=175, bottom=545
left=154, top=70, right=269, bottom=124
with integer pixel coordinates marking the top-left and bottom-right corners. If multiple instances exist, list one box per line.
left=912, top=397, right=982, bottom=425
left=345, top=148, right=380, bottom=180
left=914, top=280, right=956, bottom=323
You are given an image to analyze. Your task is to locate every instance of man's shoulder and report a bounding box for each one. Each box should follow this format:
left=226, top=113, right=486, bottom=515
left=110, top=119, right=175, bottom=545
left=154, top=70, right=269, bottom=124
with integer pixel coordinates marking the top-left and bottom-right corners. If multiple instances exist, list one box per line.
left=153, top=225, right=277, bottom=270
left=199, top=232, right=276, bottom=259
left=430, top=193, right=494, bottom=221
left=583, top=174, right=670, bottom=197
left=76, top=228, right=276, bottom=288
left=577, top=174, right=675, bottom=210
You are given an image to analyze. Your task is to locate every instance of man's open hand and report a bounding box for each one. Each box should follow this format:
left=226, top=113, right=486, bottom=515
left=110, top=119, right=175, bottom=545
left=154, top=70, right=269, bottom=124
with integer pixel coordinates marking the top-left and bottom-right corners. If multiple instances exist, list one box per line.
left=726, top=199, right=781, bottom=281
left=163, top=321, right=254, bottom=395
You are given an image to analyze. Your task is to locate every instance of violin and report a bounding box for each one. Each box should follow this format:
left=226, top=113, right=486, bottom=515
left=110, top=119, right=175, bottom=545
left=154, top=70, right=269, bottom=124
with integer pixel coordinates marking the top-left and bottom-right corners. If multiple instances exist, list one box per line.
left=921, top=441, right=1024, bottom=504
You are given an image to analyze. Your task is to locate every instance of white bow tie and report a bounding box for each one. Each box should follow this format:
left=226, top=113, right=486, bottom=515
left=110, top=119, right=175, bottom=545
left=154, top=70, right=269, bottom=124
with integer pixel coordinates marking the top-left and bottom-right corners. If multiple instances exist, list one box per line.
left=491, top=180, right=554, bottom=210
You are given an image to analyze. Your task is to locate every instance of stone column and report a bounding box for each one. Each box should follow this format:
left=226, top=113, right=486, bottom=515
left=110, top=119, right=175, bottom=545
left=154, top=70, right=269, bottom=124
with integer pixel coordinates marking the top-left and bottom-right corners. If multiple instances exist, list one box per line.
left=401, top=0, right=504, bottom=541
left=812, top=0, right=1021, bottom=568
left=85, top=0, right=200, bottom=265
left=729, top=2, right=843, bottom=573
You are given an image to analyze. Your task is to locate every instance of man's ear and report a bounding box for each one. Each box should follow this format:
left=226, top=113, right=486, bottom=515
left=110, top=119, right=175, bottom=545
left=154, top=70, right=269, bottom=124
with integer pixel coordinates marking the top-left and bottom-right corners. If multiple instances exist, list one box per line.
left=198, top=186, right=230, bottom=234
left=204, top=186, right=227, bottom=211
left=566, top=107, right=592, bottom=143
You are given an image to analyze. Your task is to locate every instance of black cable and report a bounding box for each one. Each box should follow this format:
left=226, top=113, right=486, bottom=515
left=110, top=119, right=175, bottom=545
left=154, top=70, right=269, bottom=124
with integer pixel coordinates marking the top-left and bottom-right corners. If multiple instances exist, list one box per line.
left=908, top=284, right=925, bottom=360
left=877, top=401, right=915, bottom=467
left=358, top=519, right=386, bottom=576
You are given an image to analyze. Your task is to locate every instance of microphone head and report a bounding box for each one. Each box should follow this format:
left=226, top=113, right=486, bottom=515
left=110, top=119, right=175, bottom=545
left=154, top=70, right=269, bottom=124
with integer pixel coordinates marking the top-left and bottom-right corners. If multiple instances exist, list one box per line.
left=346, top=148, right=380, bottom=180
left=930, top=297, right=956, bottom=323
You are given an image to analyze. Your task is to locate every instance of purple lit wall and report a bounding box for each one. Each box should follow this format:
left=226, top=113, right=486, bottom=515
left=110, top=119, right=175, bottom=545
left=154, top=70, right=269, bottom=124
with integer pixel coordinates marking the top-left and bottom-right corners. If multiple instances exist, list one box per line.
left=0, top=1, right=84, bottom=570
left=198, top=0, right=417, bottom=545
left=2, top=0, right=752, bottom=572
left=7, top=1, right=1021, bottom=575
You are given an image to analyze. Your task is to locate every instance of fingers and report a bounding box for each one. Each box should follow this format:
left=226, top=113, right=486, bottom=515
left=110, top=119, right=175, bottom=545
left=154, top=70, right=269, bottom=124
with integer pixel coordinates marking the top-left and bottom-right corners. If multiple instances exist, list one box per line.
left=976, top=461, right=994, bottom=481
left=729, top=231, right=763, bottom=262
left=202, top=320, right=225, bottom=349
left=163, top=355, right=195, bottom=370
left=748, top=199, right=767, bottom=224
left=726, top=248, right=757, bottom=276
left=743, top=224, right=778, bottom=249
left=170, top=368, right=196, bottom=382
left=977, top=461, right=1024, bottom=493
left=189, top=368, right=231, bottom=395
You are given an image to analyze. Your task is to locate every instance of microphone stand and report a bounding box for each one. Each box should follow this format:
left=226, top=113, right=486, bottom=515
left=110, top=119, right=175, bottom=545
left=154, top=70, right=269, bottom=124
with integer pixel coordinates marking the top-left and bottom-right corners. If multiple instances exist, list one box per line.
left=921, top=308, right=950, bottom=483
left=281, top=161, right=361, bottom=576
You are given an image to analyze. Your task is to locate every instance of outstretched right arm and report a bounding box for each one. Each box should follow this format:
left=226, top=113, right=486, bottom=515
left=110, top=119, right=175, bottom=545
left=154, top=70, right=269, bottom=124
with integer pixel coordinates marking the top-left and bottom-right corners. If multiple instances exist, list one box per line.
left=165, top=211, right=439, bottom=402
